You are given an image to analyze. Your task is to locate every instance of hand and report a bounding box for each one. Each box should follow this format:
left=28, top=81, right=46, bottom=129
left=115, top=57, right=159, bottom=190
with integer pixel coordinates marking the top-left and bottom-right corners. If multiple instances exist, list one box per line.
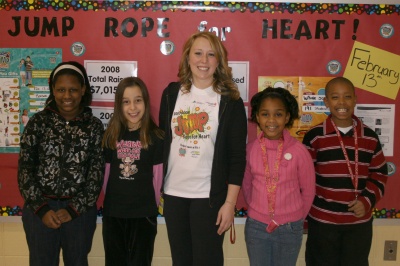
left=42, top=210, right=61, bottom=229
left=348, top=200, right=366, bottom=218
left=56, top=209, right=72, bottom=223
left=216, top=202, right=235, bottom=235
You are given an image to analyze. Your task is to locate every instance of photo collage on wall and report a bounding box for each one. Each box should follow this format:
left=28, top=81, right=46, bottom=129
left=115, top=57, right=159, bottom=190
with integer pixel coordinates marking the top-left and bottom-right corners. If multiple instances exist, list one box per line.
left=0, top=48, right=62, bottom=153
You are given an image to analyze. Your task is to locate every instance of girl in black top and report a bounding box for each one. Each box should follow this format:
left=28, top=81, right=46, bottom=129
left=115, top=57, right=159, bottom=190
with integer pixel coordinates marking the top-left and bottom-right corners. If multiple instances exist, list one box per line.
left=102, top=77, right=164, bottom=266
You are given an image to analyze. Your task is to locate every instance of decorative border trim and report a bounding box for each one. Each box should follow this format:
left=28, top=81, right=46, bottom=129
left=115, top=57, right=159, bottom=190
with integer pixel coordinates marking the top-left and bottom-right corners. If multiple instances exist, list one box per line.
left=0, top=1, right=399, bottom=15
left=1, top=206, right=399, bottom=218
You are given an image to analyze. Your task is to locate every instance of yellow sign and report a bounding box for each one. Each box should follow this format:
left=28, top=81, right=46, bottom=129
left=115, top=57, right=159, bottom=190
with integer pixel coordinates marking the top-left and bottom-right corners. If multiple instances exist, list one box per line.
left=32, top=70, right=52, bottom=79
left=344, top=41, right=400, bottom=100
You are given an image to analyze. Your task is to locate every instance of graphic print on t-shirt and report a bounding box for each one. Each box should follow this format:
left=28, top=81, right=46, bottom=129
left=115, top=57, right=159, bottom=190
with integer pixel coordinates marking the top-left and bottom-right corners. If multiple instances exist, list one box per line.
left=117, top=139, right=142, bottom=180
left=172, top=99, right=217, bottom=159
left=164, top=88, right=219, bottom=197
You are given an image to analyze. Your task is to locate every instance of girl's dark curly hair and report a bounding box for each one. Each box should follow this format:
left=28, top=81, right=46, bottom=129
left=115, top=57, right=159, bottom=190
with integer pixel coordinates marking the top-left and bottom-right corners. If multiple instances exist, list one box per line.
left=250, top=87, right=299, bottom=129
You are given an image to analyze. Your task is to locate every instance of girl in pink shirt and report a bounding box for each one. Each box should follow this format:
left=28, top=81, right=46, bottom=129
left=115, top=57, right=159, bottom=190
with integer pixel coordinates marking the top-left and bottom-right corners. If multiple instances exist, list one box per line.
left=242, top=87, right=315, bottom=266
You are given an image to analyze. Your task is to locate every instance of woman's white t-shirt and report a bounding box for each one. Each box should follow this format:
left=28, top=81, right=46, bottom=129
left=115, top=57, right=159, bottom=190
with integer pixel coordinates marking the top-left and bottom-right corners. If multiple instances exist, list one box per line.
left=164, top=85, right=220, bottom=198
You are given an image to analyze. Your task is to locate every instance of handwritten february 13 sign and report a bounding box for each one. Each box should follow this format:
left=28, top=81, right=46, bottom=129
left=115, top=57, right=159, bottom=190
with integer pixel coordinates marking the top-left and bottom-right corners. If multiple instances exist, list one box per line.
left=344, top=41, right=400, bottom=100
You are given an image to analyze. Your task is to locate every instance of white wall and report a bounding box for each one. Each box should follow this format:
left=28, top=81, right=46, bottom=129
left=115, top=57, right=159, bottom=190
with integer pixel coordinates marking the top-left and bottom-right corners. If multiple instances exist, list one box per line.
left=0, top=217, right=399, bottom=266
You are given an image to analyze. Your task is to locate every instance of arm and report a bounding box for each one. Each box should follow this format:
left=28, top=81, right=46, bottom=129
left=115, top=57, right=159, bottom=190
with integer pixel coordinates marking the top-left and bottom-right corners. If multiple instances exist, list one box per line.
left=158, top=88, right=168, bottom=131
left=352, top=139, right=387, bottom=216
left=18, top=115, right=52, bottom=218
left=102, top=163, right=110, bottom=195
left=302, top=130, right=317, bottom=164
left=153, top=135, right=164, bottom=205
left=216, top=98, right=247, bottom=235
left=153, top=163, right=163, bottom=206
left=18, top=123, right=63, bottom=227
left=159, top=82, right=178, bottom=132
left=241, top=144, right=253, bottom=205
left=298, top=145, right=316, bottom=218
left=226, top=98, right=247, bottom=186
left=102, top=146, right=114, bottom=195
left=216, top=184, right=241, bottom=235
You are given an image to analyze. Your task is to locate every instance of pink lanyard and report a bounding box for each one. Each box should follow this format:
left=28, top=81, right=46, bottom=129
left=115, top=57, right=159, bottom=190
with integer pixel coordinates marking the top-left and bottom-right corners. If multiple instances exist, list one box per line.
left=331, top=119, right=359, bottom=200
left=258, top=133, right=284, bottom=218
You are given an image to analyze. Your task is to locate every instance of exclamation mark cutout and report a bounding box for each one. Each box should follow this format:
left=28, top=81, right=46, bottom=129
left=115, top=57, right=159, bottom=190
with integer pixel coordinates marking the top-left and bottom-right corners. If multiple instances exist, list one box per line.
left=352, top=19, right=359, bottom=40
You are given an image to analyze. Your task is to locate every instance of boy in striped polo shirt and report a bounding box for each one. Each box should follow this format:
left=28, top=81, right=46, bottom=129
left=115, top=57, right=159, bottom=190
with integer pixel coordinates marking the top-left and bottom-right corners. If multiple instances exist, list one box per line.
left=302, top=77, right=388, bottom=266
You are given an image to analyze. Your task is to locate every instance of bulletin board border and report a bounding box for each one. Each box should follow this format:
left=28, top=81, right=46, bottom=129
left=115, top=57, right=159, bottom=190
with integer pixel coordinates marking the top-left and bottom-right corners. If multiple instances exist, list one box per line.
left=0, top=205, right=399, bottom=219
left=0, top=1, right=399, bottom=15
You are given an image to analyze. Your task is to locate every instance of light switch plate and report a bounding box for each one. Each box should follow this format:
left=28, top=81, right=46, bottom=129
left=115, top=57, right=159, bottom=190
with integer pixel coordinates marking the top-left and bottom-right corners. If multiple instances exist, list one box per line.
left=384, top=240, right=397, bottom=261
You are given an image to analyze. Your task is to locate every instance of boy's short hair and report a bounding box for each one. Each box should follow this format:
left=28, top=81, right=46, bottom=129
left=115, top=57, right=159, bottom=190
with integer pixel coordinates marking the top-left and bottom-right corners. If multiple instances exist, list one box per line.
left=325, top=77, right=355, bottom=95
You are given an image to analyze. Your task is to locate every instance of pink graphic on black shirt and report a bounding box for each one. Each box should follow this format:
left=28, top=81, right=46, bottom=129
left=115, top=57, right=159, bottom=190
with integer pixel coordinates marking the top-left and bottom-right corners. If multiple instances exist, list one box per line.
left=116, top=140, right=142, bottom=180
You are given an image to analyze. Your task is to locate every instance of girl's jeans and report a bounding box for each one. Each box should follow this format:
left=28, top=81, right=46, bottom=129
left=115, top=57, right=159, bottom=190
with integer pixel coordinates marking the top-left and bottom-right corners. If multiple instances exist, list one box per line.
left=245, top=217, right=303, bottom=266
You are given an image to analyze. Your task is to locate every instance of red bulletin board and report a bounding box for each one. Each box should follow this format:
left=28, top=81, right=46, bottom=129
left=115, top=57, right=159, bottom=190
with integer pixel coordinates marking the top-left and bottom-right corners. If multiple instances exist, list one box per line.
left=0, top=2, right=399, bottom=217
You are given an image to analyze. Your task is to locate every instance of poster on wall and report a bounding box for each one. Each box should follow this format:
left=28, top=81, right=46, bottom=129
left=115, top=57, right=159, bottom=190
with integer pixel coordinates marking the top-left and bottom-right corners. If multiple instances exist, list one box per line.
left=0, top=48, right=62, bottom=153
left=257, top=77, right=397, bottom=154
left=230, top=61, right=249, bottom=102
left=355, top=104, right=395, bottom=156
left=91, top=106, right=114, bottom=130
left=84, top=60, right=138, bottom=102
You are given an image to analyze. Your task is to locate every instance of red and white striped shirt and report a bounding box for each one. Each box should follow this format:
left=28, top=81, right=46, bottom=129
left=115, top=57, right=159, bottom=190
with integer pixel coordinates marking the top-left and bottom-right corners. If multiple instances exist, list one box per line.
left=302, top=115, right=388, bottom=225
